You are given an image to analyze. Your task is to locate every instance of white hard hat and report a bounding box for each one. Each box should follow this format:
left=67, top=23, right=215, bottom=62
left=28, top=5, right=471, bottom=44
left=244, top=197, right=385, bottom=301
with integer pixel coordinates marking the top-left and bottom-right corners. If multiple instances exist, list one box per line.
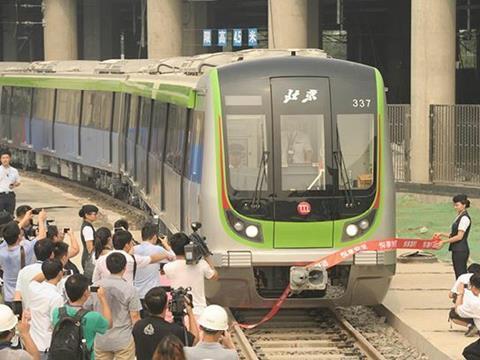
left=198, top=305, right=228, bottom=331
left=0, top=304, right=17, bottom=332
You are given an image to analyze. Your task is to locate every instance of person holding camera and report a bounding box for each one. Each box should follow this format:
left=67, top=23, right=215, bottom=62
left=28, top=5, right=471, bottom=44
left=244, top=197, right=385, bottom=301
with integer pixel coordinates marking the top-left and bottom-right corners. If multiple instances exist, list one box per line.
left=133, top=286, right=198, bottom=360
left=0, top=221, right=41, bottom=307
left=0, top=149, right=21, bottom=216
left=133, top=222, right=175, bottom=308
left=90, top=252, right=141, bottom=359
left=0, top=304, right=39, bottom=360
left=184, top=304, right=238, bottom=360
left=92, top=230, right=173, bottom=284
left=27, top=259, right=65, bottom=358
left=14, top=239, right=55, bottom=309
left=51, top=274, right=112, bottom=360
left=47, top=225, right=80, bottom=275
left=164, top=233, right=218, bottom=318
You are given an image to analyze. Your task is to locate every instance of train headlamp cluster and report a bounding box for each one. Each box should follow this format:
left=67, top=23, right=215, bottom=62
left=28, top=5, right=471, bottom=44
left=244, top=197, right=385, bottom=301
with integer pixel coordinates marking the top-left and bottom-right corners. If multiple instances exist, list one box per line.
left=226, top=211, right=263, bottom=243
left=343, top=213, right=374, bottom=241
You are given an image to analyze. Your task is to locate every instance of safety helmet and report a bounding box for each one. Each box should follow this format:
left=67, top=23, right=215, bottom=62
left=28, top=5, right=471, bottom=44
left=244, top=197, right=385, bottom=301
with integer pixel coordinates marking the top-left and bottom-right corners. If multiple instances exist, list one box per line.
left=0, top=304, right=17, bottom=332
left=198, top=305, right=228, bottom=331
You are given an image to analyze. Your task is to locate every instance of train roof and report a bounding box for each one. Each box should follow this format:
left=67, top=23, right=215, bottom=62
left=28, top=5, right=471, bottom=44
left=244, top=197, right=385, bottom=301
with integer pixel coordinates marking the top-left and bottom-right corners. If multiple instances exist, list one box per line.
left=0, top=49, right=329, bottom=108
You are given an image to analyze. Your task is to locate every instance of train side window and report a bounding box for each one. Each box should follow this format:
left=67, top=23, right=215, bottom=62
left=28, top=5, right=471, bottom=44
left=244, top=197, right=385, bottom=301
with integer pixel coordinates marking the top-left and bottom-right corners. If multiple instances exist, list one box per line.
left=33, top=88, right=55, bottom=122
left=0, top=87, right=12, bottom=139
left=185, top=111, right=204, bottom=183
left=82, top=91, right=112, bottom=130
left=139, top=97, right=152, bottom=147
left=165, top=105, right=187, bottom=174
left=11, top=87, right=31, bottom=118
left=55, top=89, right=81, bottom=125
left=82, top=91, right=94, bottom=127
left=150, top=101, right=168, bottom=158
left=112, top=93, right=125, bottom=133
left=128, top=96, right=139, bottom=141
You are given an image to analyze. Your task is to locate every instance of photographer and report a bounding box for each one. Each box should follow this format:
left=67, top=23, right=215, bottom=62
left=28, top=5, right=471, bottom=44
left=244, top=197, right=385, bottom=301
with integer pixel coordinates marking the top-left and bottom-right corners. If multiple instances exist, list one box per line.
left=92, top=230, right=173, bottom=284
left=456, top=274, right=480, bottom=359
left=47, top=225, right=80, bottom=275
left=133, top=222, right=175, bottom=307
left=91, top=252, right=141, bottom=359
left=164, top=233, right=218, bottom=317
left=133, top=286, right=198, bottom=360
left=16, top=207, right=47, bottom=241
left=0, top=304, right=39, bottom=360
left=184, top=305, right=238, bottom=360
left=0, top=221, right=38, bottom=307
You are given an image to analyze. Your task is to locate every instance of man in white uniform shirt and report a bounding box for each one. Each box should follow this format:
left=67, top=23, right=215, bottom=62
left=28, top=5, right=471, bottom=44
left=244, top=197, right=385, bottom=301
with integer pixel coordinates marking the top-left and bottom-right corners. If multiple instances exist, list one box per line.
left=28, top=259, right=64, bottom=359
left=164, top=233, right=218, bottom=317
left=0, top=149, right=20, bottom=215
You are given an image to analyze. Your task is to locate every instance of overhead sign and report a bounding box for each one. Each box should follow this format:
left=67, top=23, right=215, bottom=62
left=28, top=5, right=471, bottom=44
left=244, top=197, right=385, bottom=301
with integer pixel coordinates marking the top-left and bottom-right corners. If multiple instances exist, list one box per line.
left=203, top=29, right=212, bottom=47
left=248, top=28, right=258, bottom=47
left=233, top=29, right=242, bottom=47
left=218, top=29, right=227, bottom=47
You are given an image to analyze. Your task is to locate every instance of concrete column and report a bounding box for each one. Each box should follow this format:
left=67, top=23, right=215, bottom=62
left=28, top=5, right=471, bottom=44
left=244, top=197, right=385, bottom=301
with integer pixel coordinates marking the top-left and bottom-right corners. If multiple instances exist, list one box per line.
left=147, top=0, right=183, bottom=59
left=307, top=0, right=322, bottom=49
left=410, top=0, right=456, bottom=183
left=43, top=0, right=77, bottom=60
left=268, top=0, right=308, bottom=49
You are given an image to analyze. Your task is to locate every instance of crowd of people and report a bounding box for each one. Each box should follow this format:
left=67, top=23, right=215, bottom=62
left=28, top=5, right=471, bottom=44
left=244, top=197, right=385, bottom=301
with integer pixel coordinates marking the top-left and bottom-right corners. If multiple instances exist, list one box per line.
left=0, top=201, right=239, bottom=360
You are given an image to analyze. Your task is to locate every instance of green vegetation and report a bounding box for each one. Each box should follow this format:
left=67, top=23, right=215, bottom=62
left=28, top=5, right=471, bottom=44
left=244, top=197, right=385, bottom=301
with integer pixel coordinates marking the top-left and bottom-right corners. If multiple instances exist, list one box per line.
left=396, top=193, right=480, bottom=262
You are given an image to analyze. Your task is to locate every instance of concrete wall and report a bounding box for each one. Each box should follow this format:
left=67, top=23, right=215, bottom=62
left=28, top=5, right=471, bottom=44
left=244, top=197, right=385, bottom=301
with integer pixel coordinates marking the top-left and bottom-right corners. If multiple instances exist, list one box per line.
left=268, top=0, right=308, bottom=48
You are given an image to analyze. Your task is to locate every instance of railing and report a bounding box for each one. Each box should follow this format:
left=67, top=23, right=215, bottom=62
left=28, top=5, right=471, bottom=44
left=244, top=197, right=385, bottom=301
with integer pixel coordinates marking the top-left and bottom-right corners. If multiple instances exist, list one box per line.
left=388, top=104, right=411, bottom=183
left=430, top=105, right=480, bottom=186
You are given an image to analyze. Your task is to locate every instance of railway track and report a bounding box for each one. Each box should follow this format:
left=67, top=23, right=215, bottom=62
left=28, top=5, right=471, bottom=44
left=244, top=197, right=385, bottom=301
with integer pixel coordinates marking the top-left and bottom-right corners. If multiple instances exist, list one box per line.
left=230, top=308, right=387, bottom=360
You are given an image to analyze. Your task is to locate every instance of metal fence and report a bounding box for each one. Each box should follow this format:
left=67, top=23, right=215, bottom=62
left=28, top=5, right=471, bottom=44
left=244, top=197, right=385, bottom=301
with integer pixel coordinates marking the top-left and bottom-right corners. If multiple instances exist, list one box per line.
left=388, top=104, right=411, bottom=182
left=430, top=105, right=480, bottom=185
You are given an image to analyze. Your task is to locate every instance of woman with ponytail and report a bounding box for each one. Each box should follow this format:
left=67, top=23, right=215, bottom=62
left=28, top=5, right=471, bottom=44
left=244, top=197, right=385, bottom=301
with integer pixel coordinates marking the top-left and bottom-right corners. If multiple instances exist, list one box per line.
left=78, top=204, right=98, bottom=279
left=93, top=227, right=112, bottom=261
left=435, top=194, right=472, bottom=278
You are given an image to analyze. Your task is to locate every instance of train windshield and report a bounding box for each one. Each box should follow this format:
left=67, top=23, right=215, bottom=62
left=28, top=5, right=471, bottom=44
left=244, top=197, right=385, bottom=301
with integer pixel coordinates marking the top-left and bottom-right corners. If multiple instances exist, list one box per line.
left=225, top=114, right=268, bottom=191
left=280, top=114, right=325, bottom=191
left=336, top=114, right=375, bottom=189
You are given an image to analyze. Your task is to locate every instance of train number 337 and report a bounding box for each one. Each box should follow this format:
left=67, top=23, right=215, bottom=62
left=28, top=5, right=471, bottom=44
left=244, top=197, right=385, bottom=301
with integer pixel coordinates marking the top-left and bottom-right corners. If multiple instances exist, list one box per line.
left=352, top=98, right=371, bottom=108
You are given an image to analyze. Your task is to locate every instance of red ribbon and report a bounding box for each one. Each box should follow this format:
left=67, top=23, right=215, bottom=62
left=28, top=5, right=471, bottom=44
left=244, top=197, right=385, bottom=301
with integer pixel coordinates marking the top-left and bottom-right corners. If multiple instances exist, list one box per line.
left=237, top=236, right=441, bottom=329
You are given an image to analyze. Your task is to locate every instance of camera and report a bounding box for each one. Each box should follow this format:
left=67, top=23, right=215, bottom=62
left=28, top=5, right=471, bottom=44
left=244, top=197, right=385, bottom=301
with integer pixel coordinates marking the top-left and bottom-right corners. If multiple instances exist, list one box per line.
left=89, top=286, right=99, bottom=293
left=185, top=222, right=212, bottom=265
left=169, top=287, right=193, bottom=323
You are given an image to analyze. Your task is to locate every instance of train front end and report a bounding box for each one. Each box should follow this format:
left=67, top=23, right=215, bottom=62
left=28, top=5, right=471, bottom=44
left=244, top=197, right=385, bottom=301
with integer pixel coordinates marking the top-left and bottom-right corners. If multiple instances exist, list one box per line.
left=201, top=53, right=395, bottom=308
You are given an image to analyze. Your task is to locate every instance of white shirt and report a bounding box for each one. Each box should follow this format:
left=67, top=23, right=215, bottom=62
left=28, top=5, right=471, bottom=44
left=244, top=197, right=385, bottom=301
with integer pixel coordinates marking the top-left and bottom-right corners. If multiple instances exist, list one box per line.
left=451, top=273, right=473, bottom=293
left=16, top=262, right=43, bottom=309
left=0, top=165, right=19, bottom=193
left=458, top=216, right=471, bottom=232
left=457, top=290, right=480, bottom=329
left=163, top=259, right=215, bottom=316
left=92, top=249, right=151, bottom=284
left=82, top=226, right=94, bottom=242
left=28, top=281, right=64, bottom=351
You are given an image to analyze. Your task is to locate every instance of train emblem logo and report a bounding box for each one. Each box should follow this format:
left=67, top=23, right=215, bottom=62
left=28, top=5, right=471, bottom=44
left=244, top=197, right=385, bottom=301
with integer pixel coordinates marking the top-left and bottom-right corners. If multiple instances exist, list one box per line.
left=297, top=201, right=311, bottom=216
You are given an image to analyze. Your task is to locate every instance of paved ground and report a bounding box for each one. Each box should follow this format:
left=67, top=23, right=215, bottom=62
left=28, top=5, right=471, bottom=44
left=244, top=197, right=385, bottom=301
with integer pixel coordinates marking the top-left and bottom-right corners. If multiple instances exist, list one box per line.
left=383, top=250, right=476, bottom=360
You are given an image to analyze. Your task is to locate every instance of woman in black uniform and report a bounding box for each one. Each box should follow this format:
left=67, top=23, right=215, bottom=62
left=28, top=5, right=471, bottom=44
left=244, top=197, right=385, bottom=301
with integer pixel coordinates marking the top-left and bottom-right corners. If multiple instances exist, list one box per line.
left=435, top=194, right=472, bottom=279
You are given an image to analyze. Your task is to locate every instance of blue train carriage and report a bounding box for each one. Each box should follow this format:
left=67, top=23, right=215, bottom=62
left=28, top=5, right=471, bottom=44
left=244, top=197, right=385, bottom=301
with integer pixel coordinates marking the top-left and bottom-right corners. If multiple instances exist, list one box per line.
left=0, top=49, right=395, bottom=309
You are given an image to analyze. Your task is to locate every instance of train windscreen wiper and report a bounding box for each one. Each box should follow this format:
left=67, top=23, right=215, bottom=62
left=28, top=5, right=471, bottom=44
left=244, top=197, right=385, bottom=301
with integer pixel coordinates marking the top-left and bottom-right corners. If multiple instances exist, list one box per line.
left=334, top=149, right=356, bottom=208
left=250, top=150, right=269, bottom=210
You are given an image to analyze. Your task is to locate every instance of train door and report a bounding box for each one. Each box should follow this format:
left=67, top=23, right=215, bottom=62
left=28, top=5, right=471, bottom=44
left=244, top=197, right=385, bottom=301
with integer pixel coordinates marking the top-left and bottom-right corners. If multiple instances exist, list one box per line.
left=270, top=77, right=335, bottom=248
left=135, top=97, right=152, bottom=192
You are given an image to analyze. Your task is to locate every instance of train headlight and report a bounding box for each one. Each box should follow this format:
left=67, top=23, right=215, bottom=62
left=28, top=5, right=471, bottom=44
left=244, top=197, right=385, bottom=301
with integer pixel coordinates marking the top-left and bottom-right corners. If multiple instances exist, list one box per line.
left=233, top=221, right=244, bottom=232
left=359, top=219, right=370, bottom=230
left=245, top=225, right=259, bottom=238
left=346, top=224, right=359, bottom=237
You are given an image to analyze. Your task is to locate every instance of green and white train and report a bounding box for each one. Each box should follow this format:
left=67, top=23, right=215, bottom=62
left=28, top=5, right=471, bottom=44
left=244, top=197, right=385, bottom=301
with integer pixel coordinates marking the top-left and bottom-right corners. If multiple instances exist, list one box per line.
left=0, top=49, right=395, bottom=308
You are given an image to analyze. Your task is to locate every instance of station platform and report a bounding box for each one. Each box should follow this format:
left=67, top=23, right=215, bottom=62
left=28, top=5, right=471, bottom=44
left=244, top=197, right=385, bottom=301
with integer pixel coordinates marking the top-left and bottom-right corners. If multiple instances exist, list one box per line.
left=16, top=175, right=137, bottom=269
left=382, top=251, right=475, bottom=360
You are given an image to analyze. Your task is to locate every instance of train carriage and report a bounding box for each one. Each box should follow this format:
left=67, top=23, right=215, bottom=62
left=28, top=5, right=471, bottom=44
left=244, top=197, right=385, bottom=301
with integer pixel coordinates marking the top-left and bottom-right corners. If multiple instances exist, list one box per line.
left=0, top=49, right=395, bottom=308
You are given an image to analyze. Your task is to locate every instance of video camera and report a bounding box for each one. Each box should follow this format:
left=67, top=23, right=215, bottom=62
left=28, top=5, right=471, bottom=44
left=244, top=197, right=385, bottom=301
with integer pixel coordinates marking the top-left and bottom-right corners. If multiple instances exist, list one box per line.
left=185, top=222, right=212, bottom=265
left=169, top=287, right=193, bottom=324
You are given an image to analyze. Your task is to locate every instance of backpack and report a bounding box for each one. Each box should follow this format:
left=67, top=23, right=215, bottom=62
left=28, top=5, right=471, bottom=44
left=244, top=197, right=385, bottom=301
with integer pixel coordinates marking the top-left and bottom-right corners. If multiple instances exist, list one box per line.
left=48, top=307, right=90, bottom=360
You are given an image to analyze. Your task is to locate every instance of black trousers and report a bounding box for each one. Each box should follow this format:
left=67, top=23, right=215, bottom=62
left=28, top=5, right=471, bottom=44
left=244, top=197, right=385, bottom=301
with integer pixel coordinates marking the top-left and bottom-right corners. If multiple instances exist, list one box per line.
left=452, top=251, right=469, bottom=279
left=0, top=192, right=15, bottom=215
left=464, top=339, right=480, bottom=360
